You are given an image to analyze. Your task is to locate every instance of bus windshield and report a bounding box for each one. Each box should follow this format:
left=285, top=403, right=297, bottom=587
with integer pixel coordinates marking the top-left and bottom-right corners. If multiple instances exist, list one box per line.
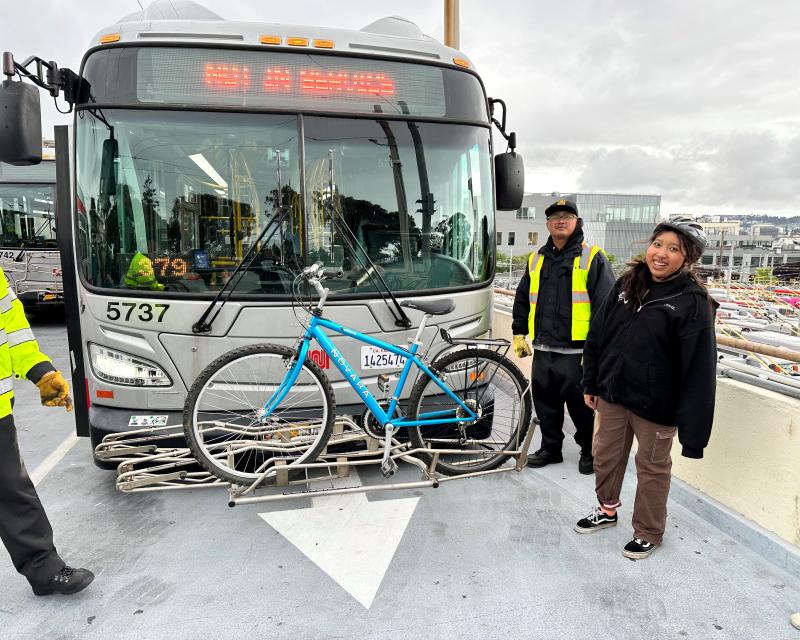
left=0, top=183, right=57, bottom=249
left=75, top=109, right=493, bottom=295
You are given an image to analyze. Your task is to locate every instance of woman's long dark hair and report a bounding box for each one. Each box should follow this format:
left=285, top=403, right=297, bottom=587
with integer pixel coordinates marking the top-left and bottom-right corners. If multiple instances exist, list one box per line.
left=619, top=225, right=706, bottom=307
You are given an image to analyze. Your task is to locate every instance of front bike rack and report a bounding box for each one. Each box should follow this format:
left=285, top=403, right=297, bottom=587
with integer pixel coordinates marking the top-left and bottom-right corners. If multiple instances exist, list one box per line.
left=98, top=401, right=538, bottom=504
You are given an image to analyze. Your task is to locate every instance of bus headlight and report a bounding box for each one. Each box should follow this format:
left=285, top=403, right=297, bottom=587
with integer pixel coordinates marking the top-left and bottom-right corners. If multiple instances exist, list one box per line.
left=89, top=344, right=172, bottom=387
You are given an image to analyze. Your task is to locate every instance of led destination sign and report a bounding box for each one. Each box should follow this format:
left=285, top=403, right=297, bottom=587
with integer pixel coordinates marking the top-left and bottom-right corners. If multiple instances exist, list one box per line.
left=204, top=63, right=396, bottom=96
left=82, top=47, right=488, bottom=120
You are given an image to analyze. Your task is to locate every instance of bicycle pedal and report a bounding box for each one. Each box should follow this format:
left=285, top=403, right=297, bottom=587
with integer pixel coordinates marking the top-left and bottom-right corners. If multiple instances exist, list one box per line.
left=381, top=458, right=398, bottom=478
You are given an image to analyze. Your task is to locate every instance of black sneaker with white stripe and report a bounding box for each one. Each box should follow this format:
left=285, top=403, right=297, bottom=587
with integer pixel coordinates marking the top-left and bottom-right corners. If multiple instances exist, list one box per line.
left=574, top=506, right=618, bottom=533
left=623, top=538, right=656, bottom=559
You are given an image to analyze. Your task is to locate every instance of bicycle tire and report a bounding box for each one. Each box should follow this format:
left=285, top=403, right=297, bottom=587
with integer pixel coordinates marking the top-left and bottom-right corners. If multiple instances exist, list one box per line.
left=183, top=343, right=335, bottom=485
left=406, top=348, right=532, bottom=475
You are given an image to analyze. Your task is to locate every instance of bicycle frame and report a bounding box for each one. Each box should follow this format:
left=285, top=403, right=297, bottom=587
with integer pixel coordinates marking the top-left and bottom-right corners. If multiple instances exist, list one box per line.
left=263, top=313, right=478, bottom=428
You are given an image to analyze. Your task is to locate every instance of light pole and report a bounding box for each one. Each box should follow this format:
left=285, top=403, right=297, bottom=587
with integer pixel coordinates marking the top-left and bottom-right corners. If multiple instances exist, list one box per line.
left=444, top=0, right=459, bottom=49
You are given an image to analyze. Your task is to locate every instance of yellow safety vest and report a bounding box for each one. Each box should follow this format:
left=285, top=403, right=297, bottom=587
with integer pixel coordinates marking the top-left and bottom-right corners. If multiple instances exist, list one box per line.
left=527, top=242, right=604, bottom=342
left=0, top=267, right=53, bottom=419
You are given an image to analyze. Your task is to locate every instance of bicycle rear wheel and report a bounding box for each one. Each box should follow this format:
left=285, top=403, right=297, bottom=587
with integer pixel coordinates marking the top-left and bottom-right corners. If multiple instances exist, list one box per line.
left=183, top=343, right=334, bottom=485
left=406, top=348, right=532, bottom=475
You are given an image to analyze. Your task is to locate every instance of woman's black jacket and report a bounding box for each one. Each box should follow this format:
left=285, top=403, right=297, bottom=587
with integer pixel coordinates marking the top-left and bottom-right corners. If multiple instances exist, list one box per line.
left=582, top=271, right=718, bottom=459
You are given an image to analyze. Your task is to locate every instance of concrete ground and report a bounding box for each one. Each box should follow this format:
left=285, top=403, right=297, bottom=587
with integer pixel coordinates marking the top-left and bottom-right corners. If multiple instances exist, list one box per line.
left=1, top=310, right=799, bottom=640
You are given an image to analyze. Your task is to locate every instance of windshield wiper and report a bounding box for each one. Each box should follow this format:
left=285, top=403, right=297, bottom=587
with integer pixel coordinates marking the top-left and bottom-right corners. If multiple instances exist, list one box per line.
left=191, top=206, right=289, bottom=334
left=192, top=154, right=292, bottom=334
left=323, top=150, right=411, bottom=328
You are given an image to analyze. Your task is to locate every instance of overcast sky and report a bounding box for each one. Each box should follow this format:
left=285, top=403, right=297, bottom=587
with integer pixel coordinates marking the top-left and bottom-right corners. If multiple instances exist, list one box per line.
left=4, top=0, right=800, bottom=216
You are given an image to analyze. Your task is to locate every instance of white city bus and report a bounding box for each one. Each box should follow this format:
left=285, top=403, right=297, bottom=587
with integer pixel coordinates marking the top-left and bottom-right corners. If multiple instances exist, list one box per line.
left=1, top=0, right=523, bottom=458
left=0, top=160, right=63, bottom=308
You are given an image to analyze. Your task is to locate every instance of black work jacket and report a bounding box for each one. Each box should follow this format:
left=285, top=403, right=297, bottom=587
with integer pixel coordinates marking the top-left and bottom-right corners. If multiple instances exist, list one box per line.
left=582, top=271, right=718, bottom=458
left=511, top=230, right=614, bottom=349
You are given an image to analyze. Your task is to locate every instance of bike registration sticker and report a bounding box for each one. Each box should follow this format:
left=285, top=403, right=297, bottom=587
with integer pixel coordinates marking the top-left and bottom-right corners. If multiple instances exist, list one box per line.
left=360, top=346, right=407, bottom=370
left=128, top=415, right=169, bottom=427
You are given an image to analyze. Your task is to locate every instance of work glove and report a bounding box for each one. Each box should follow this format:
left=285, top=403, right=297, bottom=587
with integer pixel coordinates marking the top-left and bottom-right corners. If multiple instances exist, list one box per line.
left=36, top=371, right=74, bottom=412
left=512, top=335, right=532, bottom=358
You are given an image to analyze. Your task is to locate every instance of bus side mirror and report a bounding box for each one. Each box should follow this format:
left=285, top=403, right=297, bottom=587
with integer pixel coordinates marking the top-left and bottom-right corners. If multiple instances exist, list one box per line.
left=495, top=149, right=524, bottom=210
left=0, top=80, right=43, bottom=165
left=99, top=138, right=118, bottom=197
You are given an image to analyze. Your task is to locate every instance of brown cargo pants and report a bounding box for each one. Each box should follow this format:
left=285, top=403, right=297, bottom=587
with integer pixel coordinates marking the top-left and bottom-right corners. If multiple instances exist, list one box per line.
left=592, top=399, right=677, bottom=545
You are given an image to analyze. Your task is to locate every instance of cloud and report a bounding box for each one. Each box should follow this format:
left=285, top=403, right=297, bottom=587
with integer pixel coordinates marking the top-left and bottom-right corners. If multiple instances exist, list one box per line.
left=6, top=0, right=800, bottom=215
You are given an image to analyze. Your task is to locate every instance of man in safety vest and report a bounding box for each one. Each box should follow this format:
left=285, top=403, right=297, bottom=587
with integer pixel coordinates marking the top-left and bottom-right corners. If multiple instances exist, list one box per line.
left=512, top=199, right=614, bottom=474
left=0, top=267, right=94, bottom=595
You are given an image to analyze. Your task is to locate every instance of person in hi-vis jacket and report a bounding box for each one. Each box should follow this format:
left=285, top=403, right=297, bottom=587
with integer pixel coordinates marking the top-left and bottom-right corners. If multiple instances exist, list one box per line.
left=512, top=198, right=614, bottom=475
left=0, top=267, right=94, bottom=595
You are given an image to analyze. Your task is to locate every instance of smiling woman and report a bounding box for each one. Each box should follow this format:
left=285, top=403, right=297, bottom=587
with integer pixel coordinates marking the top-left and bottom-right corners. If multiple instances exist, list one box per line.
left=578, top=218, right=715, bottom=560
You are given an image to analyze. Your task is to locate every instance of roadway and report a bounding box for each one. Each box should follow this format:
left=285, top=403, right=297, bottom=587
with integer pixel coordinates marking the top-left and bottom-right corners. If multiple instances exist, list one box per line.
left=2, top=311, right=799, bottom=640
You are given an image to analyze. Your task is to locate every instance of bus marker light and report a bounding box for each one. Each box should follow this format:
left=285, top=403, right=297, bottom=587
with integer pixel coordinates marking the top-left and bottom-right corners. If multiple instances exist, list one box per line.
left=452, top=57, right=470, bottom=68
left=287, top=37, right=309, bottom=47
left=260, top=35, right=281, bottom=45
left=96, top=390, right=114, bottom=399
left=100, top=33, right=121, bottom=44
left=313, top=39, right=335, bottom=49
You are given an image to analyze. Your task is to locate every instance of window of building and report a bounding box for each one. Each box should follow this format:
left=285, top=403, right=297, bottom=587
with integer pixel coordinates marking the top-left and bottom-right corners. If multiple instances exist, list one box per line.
left=496, top=231, right=502, bottom=246
left=515, top=207, right=534, bottom=220
left=527, top=231, right=538, bottom=246
left=508, top=232, right=515, bottom=246
left=702, top=255, right=713, bottom=265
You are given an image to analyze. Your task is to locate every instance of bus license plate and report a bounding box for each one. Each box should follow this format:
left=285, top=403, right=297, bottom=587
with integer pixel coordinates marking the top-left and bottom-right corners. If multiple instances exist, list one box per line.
left=360, top=346, right=407, bottom=370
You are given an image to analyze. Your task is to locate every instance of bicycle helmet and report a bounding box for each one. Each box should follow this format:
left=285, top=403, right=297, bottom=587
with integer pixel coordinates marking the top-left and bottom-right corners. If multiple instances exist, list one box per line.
left=654, top=216, right=707, bottom=254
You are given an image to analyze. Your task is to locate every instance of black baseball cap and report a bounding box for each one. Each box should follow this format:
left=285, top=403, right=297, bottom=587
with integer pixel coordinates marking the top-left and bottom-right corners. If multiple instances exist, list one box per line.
left=545, top=199, right=579, bottom=217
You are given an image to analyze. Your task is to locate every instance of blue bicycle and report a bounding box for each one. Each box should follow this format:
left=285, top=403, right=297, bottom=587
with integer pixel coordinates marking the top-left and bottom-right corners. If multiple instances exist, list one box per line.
left=183, top=263, right=532, bottom=485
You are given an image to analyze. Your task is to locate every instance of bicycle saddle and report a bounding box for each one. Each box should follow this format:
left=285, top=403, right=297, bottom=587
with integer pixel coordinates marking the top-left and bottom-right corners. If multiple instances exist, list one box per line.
left=399, top=298, right=455, bottom=315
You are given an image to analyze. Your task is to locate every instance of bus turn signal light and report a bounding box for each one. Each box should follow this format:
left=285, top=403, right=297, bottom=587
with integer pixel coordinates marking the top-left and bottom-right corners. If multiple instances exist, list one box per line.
left=313, top=39, right=335, bottom=49
left=260, top=35, right=281, bottom=45
left=96, top=390, right=114, bottom=399
left=452, top=57, right=470, bottom=68
left=287, top=37, right=309, bottom=47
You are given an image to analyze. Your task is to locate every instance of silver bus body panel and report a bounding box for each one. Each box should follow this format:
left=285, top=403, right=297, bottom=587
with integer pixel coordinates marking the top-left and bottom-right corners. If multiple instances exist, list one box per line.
left=81, top=286, right=491, bottom=415
left=91, top=8, right=472, bottom=68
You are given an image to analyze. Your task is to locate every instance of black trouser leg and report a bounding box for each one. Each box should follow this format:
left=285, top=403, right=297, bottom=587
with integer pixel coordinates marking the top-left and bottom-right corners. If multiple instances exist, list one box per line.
left=560, top=354, right=596, bottom=454
left=0, top=418, right=64, bottom=586
left=531, top=351, right=566, bottom=453
left=532, top=351, right=594, bottom=454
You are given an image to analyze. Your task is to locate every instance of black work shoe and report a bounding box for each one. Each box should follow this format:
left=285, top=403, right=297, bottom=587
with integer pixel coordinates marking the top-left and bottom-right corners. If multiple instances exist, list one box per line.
left=32, top=566, right=95, bottom=596
left=574, top=506, right=618, bottom=533
left=526, top=448, right=563, bottom=468
left=579, top=451, right=594, bottom=475
left=623, top=538, right=656, bottom=560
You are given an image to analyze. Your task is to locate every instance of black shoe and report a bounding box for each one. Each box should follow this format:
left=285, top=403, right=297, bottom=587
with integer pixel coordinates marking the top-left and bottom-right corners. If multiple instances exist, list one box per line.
left=32, top=566, right=94, bottom=596
left=622, top=538, right=656, bottom=560
left=574, top=506, right=618, bottom=533
left=579, top=451, right=594, bottom=475
left=526, top=448, right=563, bottom=468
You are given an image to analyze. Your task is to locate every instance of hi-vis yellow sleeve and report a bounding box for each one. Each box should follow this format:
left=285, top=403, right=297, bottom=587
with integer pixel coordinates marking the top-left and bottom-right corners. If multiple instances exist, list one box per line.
left=0, top=268, right=52, bottom=379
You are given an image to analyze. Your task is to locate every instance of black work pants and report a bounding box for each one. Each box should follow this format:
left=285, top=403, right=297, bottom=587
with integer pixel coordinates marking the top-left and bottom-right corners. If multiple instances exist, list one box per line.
left=0, top=417, right=64, bottom=586
left=531, top=350, right=594, bottom=454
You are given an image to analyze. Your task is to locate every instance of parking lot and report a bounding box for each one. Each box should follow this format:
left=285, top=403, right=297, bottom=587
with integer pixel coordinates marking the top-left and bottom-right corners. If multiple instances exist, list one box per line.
left=2, top=311, right=799, bottom=640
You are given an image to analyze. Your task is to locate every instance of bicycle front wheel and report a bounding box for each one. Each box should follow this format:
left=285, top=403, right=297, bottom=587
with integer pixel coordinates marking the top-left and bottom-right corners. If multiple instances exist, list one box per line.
left=406, top=348, right=532, bottom=475
left=183, top=343, right=335, bottom=485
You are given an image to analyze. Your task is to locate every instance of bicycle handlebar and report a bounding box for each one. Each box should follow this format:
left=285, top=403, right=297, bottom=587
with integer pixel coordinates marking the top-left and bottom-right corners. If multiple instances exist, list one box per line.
left=301, top=262, right=343, bottom=280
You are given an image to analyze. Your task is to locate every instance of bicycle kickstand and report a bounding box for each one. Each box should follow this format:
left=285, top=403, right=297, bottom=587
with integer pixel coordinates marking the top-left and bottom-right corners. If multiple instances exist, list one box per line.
left=381, top=425, right=398, bottom=478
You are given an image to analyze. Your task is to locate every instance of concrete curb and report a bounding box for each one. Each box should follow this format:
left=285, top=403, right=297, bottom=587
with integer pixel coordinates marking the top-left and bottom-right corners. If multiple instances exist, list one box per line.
left=668, top=475, right=800, bottom=580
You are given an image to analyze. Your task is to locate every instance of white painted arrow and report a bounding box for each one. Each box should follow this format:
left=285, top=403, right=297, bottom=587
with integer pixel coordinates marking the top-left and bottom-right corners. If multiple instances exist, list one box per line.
left=258, top=470, right=420, bottom=609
